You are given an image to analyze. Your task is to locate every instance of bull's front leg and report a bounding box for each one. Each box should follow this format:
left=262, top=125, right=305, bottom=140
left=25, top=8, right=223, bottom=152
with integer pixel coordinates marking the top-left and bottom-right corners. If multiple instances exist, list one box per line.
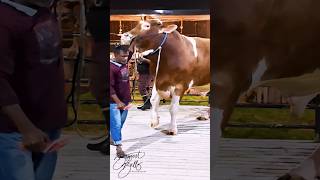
left=150, top=84, right=161, bottom=128
left=168, top=91, right=180, bottom=135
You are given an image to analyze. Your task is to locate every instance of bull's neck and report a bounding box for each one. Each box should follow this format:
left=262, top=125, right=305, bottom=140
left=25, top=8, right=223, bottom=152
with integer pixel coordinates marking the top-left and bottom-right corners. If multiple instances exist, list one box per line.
left=147, top=32, right=182, bottom=75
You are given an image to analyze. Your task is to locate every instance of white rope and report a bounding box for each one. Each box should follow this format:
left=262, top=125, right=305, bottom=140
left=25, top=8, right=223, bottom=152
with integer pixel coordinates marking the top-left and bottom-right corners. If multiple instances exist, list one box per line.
left=154, top=47, right=162, bottom=88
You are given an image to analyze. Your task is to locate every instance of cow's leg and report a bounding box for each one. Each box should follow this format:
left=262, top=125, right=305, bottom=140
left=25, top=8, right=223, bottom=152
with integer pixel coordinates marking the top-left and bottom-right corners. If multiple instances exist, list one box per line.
left=168, top=89, right=180, bottom=135
left=212, top=71, right=248, bottom=176
left=164, top=85, right=186, bottom=135
left=150, top=84, right=161, bottom=128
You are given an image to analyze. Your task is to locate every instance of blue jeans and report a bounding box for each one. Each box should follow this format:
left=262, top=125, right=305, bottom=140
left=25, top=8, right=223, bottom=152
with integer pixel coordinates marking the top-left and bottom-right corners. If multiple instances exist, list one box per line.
left=0, top=130, right=60, bottom=180
left=110, top=103, right=128, bottom=145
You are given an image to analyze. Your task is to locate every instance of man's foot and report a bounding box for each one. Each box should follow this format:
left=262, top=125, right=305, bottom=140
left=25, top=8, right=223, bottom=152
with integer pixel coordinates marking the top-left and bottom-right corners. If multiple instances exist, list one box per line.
left=86, top=138, right=108, bottom=151
left=116, top=145, right=126, bottom=158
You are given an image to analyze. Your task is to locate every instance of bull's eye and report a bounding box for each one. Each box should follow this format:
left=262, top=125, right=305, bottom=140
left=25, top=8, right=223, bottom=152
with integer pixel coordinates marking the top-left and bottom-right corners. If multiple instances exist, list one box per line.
left=141, top=22, right=151, bottom=30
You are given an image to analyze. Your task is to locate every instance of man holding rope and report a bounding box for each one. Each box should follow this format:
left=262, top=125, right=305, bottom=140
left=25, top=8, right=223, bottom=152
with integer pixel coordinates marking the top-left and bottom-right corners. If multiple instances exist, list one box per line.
left=109, top=44, right=131, bottom=158
left=0, top=0, right=67, bottom=179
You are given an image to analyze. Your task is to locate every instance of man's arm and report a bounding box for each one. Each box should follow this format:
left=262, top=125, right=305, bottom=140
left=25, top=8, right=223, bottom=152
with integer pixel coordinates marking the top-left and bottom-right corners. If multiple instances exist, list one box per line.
left=1, top=105, right=49, bottom=149
left=0, top=27, right=49, bottom=152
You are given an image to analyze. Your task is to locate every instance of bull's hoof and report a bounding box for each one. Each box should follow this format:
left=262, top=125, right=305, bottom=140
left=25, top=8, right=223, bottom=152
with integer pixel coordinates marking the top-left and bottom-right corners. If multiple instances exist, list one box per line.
left=196, top=116, right=208, bottom=121
left=277, top=173, right=306, bottom=180
left=161, top=129, right=177, bottom=135
left=168, top=130, right=177, bottom=135
left=150, top=121, right=159, bottom=128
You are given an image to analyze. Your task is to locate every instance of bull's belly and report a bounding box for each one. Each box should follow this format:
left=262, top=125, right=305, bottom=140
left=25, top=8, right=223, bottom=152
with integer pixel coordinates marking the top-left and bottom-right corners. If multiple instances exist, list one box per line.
left=255, top=69, right=320, bottom=97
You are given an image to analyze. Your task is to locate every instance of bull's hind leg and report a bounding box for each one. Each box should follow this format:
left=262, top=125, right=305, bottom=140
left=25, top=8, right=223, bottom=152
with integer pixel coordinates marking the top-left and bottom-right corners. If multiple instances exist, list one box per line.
left=150, top=84, right=161, bottom=128
left=277, top=145, right=320, bottom=180
left=212, top=72, right=246, bottom=177
left=212, top=85, right=240, bottom=174
left=166, top=85, right=186, bottom=135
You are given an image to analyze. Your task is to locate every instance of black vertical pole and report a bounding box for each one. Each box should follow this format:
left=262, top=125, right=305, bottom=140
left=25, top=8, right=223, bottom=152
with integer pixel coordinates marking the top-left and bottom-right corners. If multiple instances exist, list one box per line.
left=315, top=107, right=320, bottom=142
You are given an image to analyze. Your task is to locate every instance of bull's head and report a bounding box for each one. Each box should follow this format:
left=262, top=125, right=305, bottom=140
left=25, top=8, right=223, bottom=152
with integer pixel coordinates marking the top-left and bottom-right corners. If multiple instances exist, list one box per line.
left=121, top=19, right=178, bottom=54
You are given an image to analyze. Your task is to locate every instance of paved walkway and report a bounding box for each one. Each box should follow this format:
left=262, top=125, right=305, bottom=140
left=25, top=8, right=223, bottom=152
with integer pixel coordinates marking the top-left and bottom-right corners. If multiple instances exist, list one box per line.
left=53, top=105, right=318, bottom=180
left=110, top=105, right=211, bottom=180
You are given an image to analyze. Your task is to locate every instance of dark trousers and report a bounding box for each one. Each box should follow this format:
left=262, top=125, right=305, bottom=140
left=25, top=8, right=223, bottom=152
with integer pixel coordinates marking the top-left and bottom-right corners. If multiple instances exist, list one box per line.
left=138, top=74, right=153, bottom=96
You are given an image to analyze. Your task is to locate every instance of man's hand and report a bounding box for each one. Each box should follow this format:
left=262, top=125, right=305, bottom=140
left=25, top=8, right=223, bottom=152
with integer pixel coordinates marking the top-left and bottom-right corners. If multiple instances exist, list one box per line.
left=21, top=126, right=50, bottom=152
left=116, top=101, right=126, bottom=110
left=111, top=94, right=126, bottom=110
left=1, top=104, right=49, bottom=152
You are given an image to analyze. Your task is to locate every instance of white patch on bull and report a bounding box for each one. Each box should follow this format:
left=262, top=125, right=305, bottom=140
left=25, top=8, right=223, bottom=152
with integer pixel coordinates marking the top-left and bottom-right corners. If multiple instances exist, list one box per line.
left=141, top=21, right=151, bottom=31
left=120, top=32, right=134, bottom=45
left=157, top=86, right=175, bottom=99
left=157, top=90, right=171, bottom=99
left=287, top=93, right=318, bottom=117
left=188, top=80, right=194, bottom=90
left=290, top=158, right=316, bottom=180
left=212, top=108, right=223, bottom=174
left=141, top=49, right=155, bottom=56
left=250, top=58, right=268, bottom=89
left=183, top=35, right=198, bottom=58
left=150, top=83, right=161, bottom=128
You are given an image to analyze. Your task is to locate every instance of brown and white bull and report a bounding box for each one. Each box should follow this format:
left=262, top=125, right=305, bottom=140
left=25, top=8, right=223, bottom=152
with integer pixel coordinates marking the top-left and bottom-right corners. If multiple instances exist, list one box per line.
left=214, top=0, right=320, bottom=179
left=121, top=19, right=210, bottom=135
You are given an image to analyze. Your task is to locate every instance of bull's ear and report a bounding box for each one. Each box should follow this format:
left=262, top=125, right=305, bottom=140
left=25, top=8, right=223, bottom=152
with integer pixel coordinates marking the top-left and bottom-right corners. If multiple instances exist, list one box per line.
left=159, top=24, right=178, bottom=33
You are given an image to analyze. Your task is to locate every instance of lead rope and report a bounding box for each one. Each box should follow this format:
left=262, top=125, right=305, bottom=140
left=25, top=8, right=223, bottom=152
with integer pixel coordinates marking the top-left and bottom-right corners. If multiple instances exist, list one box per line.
left=154, top=47, right=162, bottom=85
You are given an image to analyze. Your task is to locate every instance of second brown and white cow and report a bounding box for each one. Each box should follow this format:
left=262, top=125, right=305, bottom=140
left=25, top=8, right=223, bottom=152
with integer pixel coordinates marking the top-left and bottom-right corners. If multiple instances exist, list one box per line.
left=213, top=0, right=320, bottom=179
left=121, top=19, right=210, bottom=135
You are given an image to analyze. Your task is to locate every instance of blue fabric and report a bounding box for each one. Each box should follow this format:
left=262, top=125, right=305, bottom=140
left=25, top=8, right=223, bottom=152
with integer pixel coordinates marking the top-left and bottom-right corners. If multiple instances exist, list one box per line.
left=0, top=130, right=60, bottom=180
left=110, top=103, right=128, bottom=145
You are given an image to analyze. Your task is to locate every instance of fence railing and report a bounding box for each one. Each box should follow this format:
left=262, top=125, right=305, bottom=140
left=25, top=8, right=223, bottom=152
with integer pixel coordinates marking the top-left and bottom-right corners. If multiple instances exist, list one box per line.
left=227, top=103, right=320, bottom=141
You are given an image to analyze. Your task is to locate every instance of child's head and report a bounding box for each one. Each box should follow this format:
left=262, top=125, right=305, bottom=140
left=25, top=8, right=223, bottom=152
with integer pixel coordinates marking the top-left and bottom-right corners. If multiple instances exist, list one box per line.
left=113, top=44, right=129, bottom=64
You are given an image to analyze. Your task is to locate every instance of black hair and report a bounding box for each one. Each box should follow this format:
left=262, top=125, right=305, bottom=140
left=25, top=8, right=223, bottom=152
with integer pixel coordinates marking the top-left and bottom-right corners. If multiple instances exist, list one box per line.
left=113, top=44, right=129, bottom=54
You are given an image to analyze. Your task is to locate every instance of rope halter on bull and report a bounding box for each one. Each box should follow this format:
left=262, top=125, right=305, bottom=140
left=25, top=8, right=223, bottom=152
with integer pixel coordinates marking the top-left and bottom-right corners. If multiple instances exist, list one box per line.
left=131, top=32, right=168, bottom=105
left=142, top=32, right=168, bottom=83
